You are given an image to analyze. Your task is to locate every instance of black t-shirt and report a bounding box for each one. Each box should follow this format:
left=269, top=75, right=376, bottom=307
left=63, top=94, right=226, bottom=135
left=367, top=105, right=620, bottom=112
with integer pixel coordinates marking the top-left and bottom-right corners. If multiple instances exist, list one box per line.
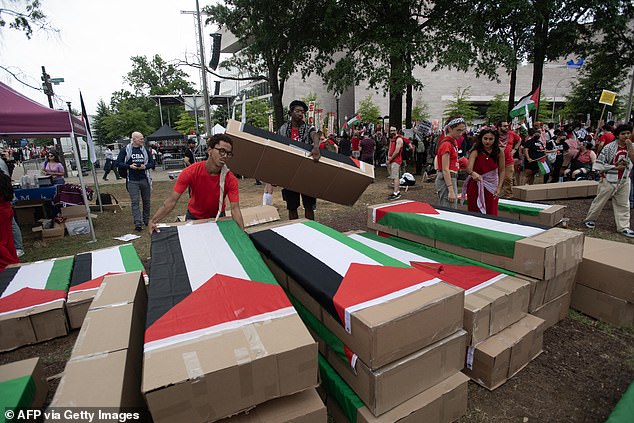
left=524, top=137, right=545, bottom=161
left=184, top=148, right=195, bottom=166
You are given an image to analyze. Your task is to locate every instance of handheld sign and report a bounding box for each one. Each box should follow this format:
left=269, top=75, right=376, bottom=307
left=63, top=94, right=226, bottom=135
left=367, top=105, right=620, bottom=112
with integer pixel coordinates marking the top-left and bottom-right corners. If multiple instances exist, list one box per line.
left=599, top=90, right=617, bottom=106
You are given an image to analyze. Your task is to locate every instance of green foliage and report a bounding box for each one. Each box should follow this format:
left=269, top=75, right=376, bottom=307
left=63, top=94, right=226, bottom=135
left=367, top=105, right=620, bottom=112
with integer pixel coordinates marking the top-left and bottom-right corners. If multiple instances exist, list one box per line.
left=235, top=98, right=272, bottom=130
left=412, top=97, right=430, bottom=122
left=174, top=111, right=204, bottom=135
left=0, top=0, right=52, bottom=39
left=537, top=93, right=551, bottom=123
left=486, top=94, right=509, bottom=123
left=443, top=87, right=477, bottom=123
left=357, top=95, right=381, bottom=124
left=211, top=105, right=230, bottom=128
left=92, top=100, right=113, bottom=145
left=563, top=56, right=626, bottom=123
left=102, top=106, right=152, bottom=141
left=302, top=92, right=317, bottom=103
left=125, top=55, right=195, bottom=96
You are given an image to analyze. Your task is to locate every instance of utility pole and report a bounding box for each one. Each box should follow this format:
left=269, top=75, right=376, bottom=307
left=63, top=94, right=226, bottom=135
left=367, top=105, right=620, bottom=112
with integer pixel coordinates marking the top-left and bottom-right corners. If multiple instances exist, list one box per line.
left=42, top=66, right=68, bottom=176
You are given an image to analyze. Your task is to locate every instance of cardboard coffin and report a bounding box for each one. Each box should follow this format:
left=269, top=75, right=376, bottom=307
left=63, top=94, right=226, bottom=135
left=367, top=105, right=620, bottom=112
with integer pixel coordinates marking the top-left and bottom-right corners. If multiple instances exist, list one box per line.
left=66, top=245, right=146, bottom=329
left=348, top=232, right=530, bottom=345
left=320, top=354, right=469, bottom=423
left=575, top=237, right=634, bottom=303
left=0, top=257, right=73, bottom=351
left=531, top=291, right=571, bottom=330
left=226, top=205, right=281, bottom=228
left=367, top=201, right=584, bottom=280
left=142, top=220, right=318, bottom=423
left=512, top=180, right=598, bottom=201
left=225, top=120, right=374, bottom=206
left=249, top=220, right=464, bottom=369
left=571, top=284, right=634, bottom=327
left=463, top=314, right=545, bottom=390
left=0, top=357, right=48, bottom=411
left=216, top=389, right=326, bottom=423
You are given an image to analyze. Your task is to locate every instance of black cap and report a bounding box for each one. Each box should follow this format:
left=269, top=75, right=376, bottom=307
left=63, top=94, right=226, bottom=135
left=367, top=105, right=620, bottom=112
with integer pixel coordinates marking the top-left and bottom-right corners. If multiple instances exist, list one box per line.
left=187, top=139, right=196, bottom=144
left=289, top=100, right=308, bottom=112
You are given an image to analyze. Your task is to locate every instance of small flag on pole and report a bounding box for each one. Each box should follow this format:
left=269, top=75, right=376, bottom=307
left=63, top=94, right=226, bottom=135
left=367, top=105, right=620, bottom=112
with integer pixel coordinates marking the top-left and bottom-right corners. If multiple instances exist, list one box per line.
left=537, top=159, right=550, bottom=175
left=79, top=92, right=98, bottom=165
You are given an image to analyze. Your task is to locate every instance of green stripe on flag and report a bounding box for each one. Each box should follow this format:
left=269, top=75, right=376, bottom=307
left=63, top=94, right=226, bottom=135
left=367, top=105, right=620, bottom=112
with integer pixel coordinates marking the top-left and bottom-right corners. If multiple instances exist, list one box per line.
left=0, top=375, right=36, bottom=421
left=464, top=199, right=542, bottom=216
left=288, top=294, right=348, bottom=364
left=319, top=354, right=364, bottom=423
left=378, top=212, right=523, bottom=257
left=119, top=244, right=145, bottom=272
left=218, top=220, right=278, bottom=285
left=358, top=232, right=515, bottom=275
left=303, top=220, right=409, bottom=268
left=44, top=257, right=73, bottom=291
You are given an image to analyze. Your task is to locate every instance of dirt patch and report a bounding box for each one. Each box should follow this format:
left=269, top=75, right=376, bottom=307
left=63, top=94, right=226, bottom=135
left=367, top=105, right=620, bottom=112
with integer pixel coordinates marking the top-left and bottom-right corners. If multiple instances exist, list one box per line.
left=3, top=165, right=633, bottom=421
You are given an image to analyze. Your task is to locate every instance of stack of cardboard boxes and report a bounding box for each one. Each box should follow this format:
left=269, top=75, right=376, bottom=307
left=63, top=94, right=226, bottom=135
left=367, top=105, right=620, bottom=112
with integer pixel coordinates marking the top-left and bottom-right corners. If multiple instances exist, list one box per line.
left=571, top=237, right=634, bottom=326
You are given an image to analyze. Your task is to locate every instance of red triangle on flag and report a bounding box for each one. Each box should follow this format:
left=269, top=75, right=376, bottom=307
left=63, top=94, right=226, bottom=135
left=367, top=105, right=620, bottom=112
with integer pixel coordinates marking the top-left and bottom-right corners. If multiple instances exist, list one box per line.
left=145, top=274, right=292, bottom=345
left=375, top=201, right=438, bottom=222
left=69, top=272, right=120, bottom=293
left=410, top=261, right=500, bottom=291
left=530, top=87, right=540, bottom=109
left=0, top=288, right=67, bottom=314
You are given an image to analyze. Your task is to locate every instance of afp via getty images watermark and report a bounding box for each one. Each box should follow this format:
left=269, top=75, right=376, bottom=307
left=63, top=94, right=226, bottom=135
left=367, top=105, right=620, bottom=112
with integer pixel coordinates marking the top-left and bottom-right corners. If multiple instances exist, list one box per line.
left=4, top=408, right=147, bottom=422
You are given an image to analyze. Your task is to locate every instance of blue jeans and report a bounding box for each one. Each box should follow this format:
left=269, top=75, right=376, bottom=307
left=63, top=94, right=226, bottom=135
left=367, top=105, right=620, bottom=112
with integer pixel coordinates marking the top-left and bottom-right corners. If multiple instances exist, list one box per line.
left=630, top=171, right=634, bottom=207
left=12, top=217, right=23, bottom=250
left=127, top=178, right=151, bottom=227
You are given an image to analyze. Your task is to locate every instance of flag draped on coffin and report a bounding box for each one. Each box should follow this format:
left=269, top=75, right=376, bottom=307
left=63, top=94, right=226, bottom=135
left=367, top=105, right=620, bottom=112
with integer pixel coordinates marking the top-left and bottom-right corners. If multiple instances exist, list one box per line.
left=463, top=198, right=551, bottom=217
left=249, top=220, right=444, bottom=334
left=69, top=244, right=145, bottom=294
left=0, top=374, right=36, bottom=413
left=371, top=201, right=545, bottom=257
left=144, top=220, right=292, bottom=352
left=0, top=258, right=73, bottom=315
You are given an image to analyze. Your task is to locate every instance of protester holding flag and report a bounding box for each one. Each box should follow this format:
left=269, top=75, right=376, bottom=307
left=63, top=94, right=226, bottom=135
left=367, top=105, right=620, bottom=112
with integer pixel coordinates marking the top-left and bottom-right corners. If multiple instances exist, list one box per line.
left=522, top=128, right=547, bottom=185
left=278, top=100, right=321, bottom=220
left=547, top=130, right=570, bottom=183
left=584, top=123, right=634, bottom=238
left=148, top=134, right=244, bottom=234
left=462, top=127, right=504, bottom=216
left=435, top=116, right=466, bottom=207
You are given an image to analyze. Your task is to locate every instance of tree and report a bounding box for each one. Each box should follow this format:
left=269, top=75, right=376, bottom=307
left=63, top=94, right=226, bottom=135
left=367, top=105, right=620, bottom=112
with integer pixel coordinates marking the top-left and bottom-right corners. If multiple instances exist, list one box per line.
left=357, top=95, right=381, bottom=125
left=0, top=0, right=54, bottom=39
left=174, top=110, right=204, bottom=135
left=443, top=87, right=477, bottom=123
left=92, top=99, right=113, bottom=145
left=412, top=97, right=430, bottom=122
left=125, top=55, right=195, bottom=96
left=486, top=94, right=509, bottom=124
left=211, top=105, right=230, bottom=128
left=235, top=98, right=272, bottom=130
left=102, top=104, right=152, bottom=141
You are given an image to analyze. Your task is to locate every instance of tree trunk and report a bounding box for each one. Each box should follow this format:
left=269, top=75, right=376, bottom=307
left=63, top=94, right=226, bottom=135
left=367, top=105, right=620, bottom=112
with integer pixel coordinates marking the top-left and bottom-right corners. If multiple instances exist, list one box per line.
left=508, top=65, right=517, bottom=120
left=268, top=64, right=285, bottom=131
left=405, top=51, right=413, bottom=129
left=531, top=1, right=549, bottom=122
left=389, top=54, right=404, bottom=129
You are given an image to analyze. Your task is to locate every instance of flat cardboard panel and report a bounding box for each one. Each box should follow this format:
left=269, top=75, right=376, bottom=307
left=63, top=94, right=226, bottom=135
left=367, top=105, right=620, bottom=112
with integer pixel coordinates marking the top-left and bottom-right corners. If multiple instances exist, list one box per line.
left=324, top=329, right=467, bottom=416
left=0, top=357, right=48, bottom=408
left=576, top=237, right=634, bottom=303
left=543, top=267, right=577, bottom=304
left=90, top=271, right=146, bottom=310
left=143, top=313, right=318, bottom=423
left=66, top=299, right=91, bottom=330
left=227, top=205, right=280, bottom=228
left=29, top=302, right=68, bottom=343
left=531, top=292, right=571, bottom=330
left=571, top=283, right=634, bottom=327
left=216, top=389, right=326, bottom=423
left=0, top=313, right=37, bottom=352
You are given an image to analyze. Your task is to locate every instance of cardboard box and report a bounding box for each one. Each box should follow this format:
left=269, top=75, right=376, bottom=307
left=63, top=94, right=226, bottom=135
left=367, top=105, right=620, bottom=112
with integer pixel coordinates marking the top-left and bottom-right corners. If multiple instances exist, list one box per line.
left=225, top=120, right=374, bottom=206
left=531, top=292, right=571, bottom=330
left=12, top=200, right=47, bottom=225
left=0, top=357, right=48, bottom=409
left=526, top=266, right=577, bottom=312
left=571, top=283, right=634, bottom=327
left=512, top=181, right=598, bottom=201
left=64, top=218, right=90, bottom=235
left=326, top=372, right=469, bottom=423
left=464, top=314, right=545, bottom=390
left=50, top=349, right=144, bottom=409
left=31, top=221, right=65, bottom=239
left=576, top=237, right=634, bottom=303
left=287, top=275, right=464, bottom=370
left=217, top=389, right=326, bottom=423
left=226, top=205, right=280, bottom=228
left=461, top=200, right=566, bottom=227
left=325, top=330, right=467, bottom=416
left=0, top=300, right=68, bottom=352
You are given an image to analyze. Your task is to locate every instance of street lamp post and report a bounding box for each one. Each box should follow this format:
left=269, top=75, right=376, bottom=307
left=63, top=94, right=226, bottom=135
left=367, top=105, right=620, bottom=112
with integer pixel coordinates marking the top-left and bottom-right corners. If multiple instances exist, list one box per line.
left=335, top=93, right=340, bottom=135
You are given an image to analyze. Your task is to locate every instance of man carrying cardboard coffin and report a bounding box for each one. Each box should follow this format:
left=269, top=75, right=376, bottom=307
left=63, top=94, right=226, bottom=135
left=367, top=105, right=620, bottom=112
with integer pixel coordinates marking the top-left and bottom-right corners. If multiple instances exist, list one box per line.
left=148, top=134, right=244, bottom=234
left=278, top=100, right=321, bottom=220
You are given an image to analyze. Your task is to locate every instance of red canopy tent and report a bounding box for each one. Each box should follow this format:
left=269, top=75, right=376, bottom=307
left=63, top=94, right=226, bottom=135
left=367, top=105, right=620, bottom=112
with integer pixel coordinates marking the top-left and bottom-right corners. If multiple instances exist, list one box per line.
left=0, top=81, right=87, bottom=139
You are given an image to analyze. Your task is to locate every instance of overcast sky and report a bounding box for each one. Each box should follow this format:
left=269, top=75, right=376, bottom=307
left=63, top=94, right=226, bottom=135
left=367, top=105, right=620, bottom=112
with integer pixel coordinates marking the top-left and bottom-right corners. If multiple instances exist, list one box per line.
left=1, top=0, right=219, bottom=115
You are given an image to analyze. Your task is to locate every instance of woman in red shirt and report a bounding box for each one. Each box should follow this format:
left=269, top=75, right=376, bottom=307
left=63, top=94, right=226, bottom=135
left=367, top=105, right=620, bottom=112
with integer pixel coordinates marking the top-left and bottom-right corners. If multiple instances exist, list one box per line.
left=463, top=127, right=505, bottom=215
left=435, top=116, right=466, bottom=208
left=0, top=172, right=18, bottom=271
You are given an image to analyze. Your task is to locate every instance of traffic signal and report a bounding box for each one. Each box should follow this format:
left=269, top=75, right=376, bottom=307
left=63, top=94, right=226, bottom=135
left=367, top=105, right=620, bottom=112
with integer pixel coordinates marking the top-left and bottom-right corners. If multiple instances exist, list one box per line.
left=209, top=33, right=222, bottom=71
left=41, top=71, right=53, bottom=96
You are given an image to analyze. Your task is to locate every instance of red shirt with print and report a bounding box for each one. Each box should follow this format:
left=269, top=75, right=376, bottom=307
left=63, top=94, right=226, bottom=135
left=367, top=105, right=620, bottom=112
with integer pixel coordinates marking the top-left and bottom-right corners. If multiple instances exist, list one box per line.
left=436, top=135, right=459, bottom=172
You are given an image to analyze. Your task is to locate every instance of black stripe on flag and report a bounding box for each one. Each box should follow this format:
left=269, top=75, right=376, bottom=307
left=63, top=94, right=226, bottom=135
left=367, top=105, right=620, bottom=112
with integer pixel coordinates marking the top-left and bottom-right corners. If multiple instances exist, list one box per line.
left=434, top=205, right=550, bottom=230
left=70, top=252, right=93, bottom=288
left=146, top=227, right=192, bottom=328
left=241, top=123, right=358, bottom=168
left=0, top=266, right=20, bottom=296
left=250, top=230, right=342, bottom=321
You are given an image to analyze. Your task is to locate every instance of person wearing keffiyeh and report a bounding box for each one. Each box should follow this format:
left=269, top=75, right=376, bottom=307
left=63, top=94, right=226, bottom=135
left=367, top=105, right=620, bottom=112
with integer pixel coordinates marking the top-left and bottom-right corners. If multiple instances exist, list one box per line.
left=461, top=127, right=505, bottom=216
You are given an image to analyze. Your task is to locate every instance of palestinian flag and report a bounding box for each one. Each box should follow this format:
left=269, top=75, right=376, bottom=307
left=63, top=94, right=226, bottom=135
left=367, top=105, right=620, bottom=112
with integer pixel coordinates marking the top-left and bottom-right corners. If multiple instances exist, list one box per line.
left=497, top=199, right=551, bottom=217
left=250, top=220, right=442, bottom=333
left=537, top=158, right=550, bottom=175
left=69, top=244, right=145, bottom=294
left=370, top=201, right=546, bottom=257
left=347, top=114, right=362, bottom=127
left=349, top=232, right=509, bottom=294
left=0, top=258, right=73, bottom=315
left=144, top=220, right=293, bottom=352
left=509, top=87, right=540, bottom=119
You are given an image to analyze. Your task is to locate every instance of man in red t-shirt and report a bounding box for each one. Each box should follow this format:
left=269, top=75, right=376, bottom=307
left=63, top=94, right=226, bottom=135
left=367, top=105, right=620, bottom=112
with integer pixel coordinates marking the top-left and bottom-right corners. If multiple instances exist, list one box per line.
left=497, top=121, right=521, bottom=198
left=147, top=134, right=244, bottom=234
left=387, top=126, right=404, bottom=200
left=596, top=122, right=616, bottom=154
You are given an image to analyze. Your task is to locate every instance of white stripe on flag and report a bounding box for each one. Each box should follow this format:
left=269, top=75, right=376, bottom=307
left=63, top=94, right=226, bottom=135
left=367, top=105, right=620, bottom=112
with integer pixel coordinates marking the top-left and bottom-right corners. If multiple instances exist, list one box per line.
left=371, top=200, right=414, bottom=224
left=90, top=246, right=127, bottom=279
left=178, top=223, right=249, bottom=291
left=430, top=210, right=545, bottom=238
left=1, top=261, right=55, bottom=298
left=344, top=278, right=442, bottom=333
left=272, top=223, right=381, bottom=276
left=144, top=306, right=296, bottom=353
left=465, top=274, right=508, bottom=294
left=348, top=234, right=438, bottom=266
left=498, top=199, right=551, bottom=210
left=0, top=298, right=66, bottom=317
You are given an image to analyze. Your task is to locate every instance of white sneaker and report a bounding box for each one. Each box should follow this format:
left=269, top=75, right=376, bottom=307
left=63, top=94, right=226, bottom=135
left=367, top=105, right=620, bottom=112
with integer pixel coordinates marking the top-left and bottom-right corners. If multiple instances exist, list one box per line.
left=621, top=228, right=634, bottom=238
left=16, top=249, right=24, bottom=258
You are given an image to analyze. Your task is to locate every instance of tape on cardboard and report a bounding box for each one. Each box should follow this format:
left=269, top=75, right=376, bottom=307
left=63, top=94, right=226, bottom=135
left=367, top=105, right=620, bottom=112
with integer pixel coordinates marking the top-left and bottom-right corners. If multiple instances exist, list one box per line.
left=466, top=346, right=475, bottom=370
left=241, top=325, right=268, bottom=359
left=182, top=351, right=205, bottom=381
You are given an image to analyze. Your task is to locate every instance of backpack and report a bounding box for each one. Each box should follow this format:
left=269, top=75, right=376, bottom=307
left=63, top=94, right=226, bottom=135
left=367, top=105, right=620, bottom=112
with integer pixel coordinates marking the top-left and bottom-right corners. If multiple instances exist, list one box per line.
left=399, top=172, right=416, bottom=186
left=99, top=193, right=119, bottom=205
left=401, top=137, right=412, bottom=161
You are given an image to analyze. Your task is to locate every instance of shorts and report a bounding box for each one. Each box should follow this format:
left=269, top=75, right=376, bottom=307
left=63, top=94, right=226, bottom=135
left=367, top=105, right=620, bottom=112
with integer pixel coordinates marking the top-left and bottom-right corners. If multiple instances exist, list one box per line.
left=524, top=161, right=539, bottom=173
left=388, top=162, right=401, bottom=179
left=282, top=188, right=316, bottom=211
